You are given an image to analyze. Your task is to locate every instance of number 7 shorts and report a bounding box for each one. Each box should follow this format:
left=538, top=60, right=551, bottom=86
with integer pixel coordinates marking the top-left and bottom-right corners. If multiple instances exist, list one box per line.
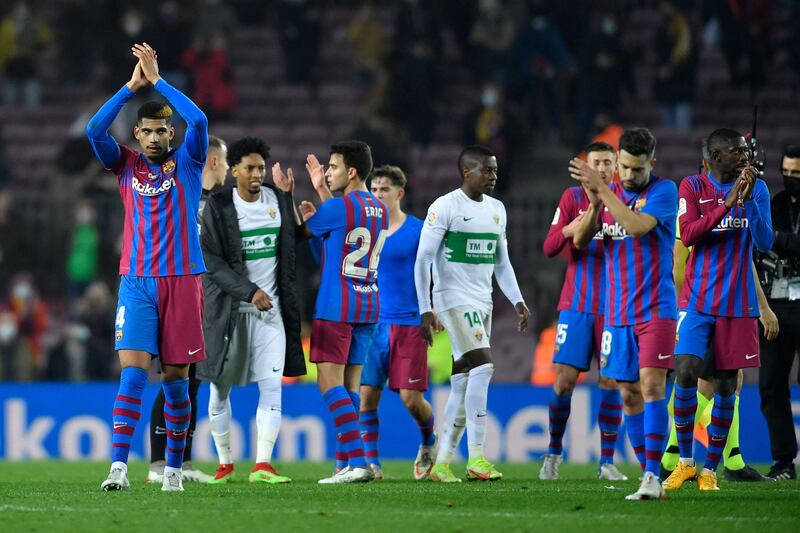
left=114, top=274, right=206, bottom=365
left=438, top=305, right=493, bottom=361
left=599, top=318, right=676, bottom=382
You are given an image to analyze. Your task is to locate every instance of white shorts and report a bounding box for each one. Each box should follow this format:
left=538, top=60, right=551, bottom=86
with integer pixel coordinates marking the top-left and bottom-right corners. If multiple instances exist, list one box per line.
left=438, top=305, right=492, bottom=360
left=215, top=303, right=286, bottom=387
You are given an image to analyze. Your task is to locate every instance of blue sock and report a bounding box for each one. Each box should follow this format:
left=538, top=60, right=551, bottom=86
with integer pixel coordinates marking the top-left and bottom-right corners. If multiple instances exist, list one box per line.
left=598, top=389, right=622, bottom=465
left=705, top=393, right=735, bottom=471
left=111, top=367, right=148, bottom=464
left=418, top=414, right=435, bottom=447
left=162, top=378, right=191, bottom=469
left=673, top=384, right=697, bottom=461
left=625, top=411, right=646, bottom=471
left=324, top=386, right=367, bottom=469
left=547, top=391, right=572, bottom=456
left=360, top=410, right=380, bottom=467
left=644, top=399, right=668, bottom=476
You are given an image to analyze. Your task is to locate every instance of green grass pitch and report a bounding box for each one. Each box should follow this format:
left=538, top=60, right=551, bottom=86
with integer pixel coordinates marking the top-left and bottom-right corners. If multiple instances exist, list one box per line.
left=1, top=461, right=798, bottom=532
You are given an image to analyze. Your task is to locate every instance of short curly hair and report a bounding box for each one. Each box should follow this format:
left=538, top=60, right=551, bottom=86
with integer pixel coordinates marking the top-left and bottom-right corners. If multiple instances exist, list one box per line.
left=227, top=136, right=270, bottom=167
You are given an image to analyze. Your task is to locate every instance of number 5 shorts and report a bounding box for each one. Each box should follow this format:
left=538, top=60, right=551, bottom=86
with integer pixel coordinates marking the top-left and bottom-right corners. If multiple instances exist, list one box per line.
left=552, top=310, right=605, bottom=371
left=599, top=318, right=677, bottom=382
left=114, top=274, right=205, bottom=365
left=437, top=305, right=493, bottom=361
left=214, top=303, right=287, bottom=387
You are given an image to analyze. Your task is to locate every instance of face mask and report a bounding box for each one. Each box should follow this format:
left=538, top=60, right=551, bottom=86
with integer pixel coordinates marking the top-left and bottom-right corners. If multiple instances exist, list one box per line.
left=601, top=17, right=617, bottom=35
left=783, top=175, right=800, bottom=196
left=481, top=90, right=498, bottom=107
left=0, top=322, right=17, bottom=343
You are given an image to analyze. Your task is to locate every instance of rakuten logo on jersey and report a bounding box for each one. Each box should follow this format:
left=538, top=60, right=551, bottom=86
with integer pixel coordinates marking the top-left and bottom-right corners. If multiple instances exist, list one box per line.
left=602, top=221, right=629, bottom=239
left=712, top=215, right=749, bottom=232
left=132, top=176, right=176, bottom=197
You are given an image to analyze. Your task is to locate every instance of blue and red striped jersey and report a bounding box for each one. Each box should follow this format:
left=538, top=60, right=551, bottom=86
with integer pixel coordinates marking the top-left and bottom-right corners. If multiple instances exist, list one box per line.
left=113, top=145, right=205, bottom=276
left=678, top=173, right=773, bottom=317
left=543, top=186, right=605, bottom=315
left=306, top=190, right=389, bottom=323
left=600, top=176, right=678, bottom=326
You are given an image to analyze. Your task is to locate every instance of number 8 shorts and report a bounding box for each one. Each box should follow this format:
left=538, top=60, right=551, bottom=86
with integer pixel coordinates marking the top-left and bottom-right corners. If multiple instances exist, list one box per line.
left=438, top=305, right=493, bottom=361
left=114, top=274, right=206, bottom=365
left=599, top=318, right=676, bottom=382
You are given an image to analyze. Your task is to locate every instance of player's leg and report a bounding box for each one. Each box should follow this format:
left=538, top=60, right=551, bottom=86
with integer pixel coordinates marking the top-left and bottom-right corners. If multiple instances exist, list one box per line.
left=721, top=370, right=767, bottom=480
left=181, top=370, right=212, bottom=483
left=387, top=324, right=436, bottom=479
left=156, top=275, right=205, bottom=492
left=147, top=386, right=167, bottom=483
left=597, top=376, right=626, bottom=480
left=102, top=276, right=158, bottom=492
left=359, top=323, right=390, bottom=476
left=207, top=381, right=235, bottom=483
left=431, top=364, right=468, bottom=482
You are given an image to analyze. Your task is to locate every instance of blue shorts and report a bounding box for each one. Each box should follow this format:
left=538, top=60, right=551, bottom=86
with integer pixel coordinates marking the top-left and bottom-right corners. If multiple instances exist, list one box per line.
left=115, top=274, right=206, bottom=364
left=361, top=322, right=390, bottom=388
left=674, top=309, right=760, bottom=370
left=599, top=319, right=676, bottom=382
left=674, top=309, right=714, bottom=359
left=552, top=310, right=603, bottom=371
left=310, top=320, right=376, bottom=366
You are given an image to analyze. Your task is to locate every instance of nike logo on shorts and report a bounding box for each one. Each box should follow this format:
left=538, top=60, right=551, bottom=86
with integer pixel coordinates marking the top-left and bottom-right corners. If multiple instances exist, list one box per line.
left=188, top=348, right=201, bottom=355
left=408, top=378, right=422, bottom=384
left=657, top=353, right=672, bottom=360
left=745, top=353, right=758, bottom=360
left=462, top=217, right=474, bottom=222
left=273, top=366, right=282, bottom=372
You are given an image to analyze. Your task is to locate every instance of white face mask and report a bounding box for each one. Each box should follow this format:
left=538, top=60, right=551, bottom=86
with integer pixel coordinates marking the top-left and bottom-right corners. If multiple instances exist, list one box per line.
left=12, top=282, right=33, bottom=301
left=601, top=17, right=617, bottom=35
left=482, top=90, right=498, bottom=108
left=0, top=321, right=17, bottom=343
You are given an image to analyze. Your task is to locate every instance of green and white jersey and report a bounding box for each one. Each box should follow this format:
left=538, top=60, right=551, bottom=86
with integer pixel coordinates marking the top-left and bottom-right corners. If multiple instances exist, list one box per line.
left=233, top=186, right=281, bottom=312
left=421, top=188, right=508, bottom=313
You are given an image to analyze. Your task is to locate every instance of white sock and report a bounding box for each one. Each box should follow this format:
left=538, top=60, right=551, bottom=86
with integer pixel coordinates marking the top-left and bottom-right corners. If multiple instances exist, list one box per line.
left=164, top=465, right=182, bottom=476
left=111, top=461, right=127, bottom=473
left=465, top=363, right=494, bottom=459
left=209, top=382, right=233, bottom=465
left=680, top=457, right=695, bottom=467
left=435, top=372, right=469, bottom=465
left=256, top=377, right=282, bottom=464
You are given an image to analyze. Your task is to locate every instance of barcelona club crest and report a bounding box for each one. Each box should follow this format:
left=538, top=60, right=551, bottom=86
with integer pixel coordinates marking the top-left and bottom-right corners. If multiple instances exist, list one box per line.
left=600, top=355, right=607, bottom=368
left=115, top=330, right=123, bottom=341
left=161, top=159, right=176, bottom=176
left=634, top=198, right=647, bottom=212
left=268, top=207, right=277, bottom=219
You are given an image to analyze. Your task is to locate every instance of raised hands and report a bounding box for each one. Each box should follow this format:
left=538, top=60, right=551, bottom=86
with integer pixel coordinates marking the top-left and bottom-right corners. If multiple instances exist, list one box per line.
left=131, top=43, right=161, bottom=85
left=305, top=154, right=327, bottom=191
left=126, top=61, right=148, bottom=93
left=271, top=163, right=295, bottom=193
left=299, top=200, right=317, bottom=221
left=569, top=158, right=606, bottom=193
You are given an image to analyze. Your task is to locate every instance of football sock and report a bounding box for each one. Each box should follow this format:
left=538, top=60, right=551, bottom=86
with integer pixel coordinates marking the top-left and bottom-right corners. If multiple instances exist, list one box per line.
left=149, top=387, right=167, bottom=463
left=673, top=384, right=697, bottom=464
left=625, top=410, right=646, bottom=471
left=209, top=382, right=233, bottom=465
left=360, top=409, right=380, bottom=467
left=723, top=395, right=745, bottom=470
left=644, top=399, right=668, bottom=476
left=598, top=388, right=622, bottom=465
left=465, top=363, right=494, bottom=459
left=111, top=367, right=148, bottom=465
left=256, top=377, right=282, bottom=464
left=662, top=387, right=679, bottom=471
left=435, top=372, right=468, bottom=465
left=162, top=378, right=191, bottom=470
left=418, top=414, right=436, bottom=447
left=336, top=390, right=361, bottom=470
left=547, top=391, right=572, bottom=456
left=325, top=386, right=367, bottom=469
left=183, top=377, right=200, bottom=463
left=704, top=393, right=735, bottom=471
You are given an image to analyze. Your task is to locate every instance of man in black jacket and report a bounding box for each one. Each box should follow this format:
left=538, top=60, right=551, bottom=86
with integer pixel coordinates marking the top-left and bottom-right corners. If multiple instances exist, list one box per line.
left=195, top=137, right=307, bottom=484
left=758, top=145, right=800, bottom=481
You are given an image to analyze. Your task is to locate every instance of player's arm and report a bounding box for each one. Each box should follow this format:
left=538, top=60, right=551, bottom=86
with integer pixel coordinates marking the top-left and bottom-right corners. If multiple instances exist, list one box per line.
left=302, top=197, right=343, bottom=241
left=673, top=238, right=690, bottom=290
left=743, top=178, right=775, bottom=253
left=134, top=43, right=209, bottom=164
left=571, top=201, right=601, bottom=249
left=270, top=163, right=311, bottom=242
left=753, top=260, right=779, bottom=340
left=543, top=190, right=573, bottom=257
left=200, top=198, right=260, bottom=302
left=85, top=63, right=146, bottom=169
left=415, top=202, right=448, bottom=345
left=494, top=222, right=529, bottom=332
left=597, top=185, right=658, bottom=237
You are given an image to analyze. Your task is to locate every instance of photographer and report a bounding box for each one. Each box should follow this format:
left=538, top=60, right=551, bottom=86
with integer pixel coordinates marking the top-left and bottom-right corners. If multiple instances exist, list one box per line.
left=758, top=145, right=800, bottom=481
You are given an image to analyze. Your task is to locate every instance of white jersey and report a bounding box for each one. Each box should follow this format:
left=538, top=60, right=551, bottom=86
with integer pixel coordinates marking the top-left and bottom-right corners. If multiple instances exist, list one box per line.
left=233, top=186, right=281, bottom=312
left=420, top=188, right=509, bottom=313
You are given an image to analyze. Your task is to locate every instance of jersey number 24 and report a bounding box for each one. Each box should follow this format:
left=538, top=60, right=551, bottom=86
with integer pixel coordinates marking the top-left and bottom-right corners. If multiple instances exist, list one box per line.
left=342, top=228, right=388, bottom=280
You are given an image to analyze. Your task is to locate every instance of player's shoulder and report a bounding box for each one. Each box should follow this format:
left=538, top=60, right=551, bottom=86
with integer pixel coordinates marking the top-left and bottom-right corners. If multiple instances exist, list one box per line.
left=406, top=214, right=424, bottom=231
left=754, top=177, right=770, bottom=195
left=679, top=173, right=705, bottom=192
left=649, top=175, right=678, bottom=195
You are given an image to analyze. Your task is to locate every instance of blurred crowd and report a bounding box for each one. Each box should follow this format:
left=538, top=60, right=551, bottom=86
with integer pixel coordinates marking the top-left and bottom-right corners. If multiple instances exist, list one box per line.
left=1, top=0, right=799, bottom=381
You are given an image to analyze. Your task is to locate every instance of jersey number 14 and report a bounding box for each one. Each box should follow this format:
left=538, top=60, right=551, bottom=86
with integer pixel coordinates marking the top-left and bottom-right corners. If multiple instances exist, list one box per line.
left=342, top=228, right=388, bottom=280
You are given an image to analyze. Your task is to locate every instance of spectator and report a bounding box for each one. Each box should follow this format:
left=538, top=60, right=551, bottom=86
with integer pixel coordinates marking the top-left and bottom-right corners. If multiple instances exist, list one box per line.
left=182, top=32, right=235, bottom=122
left=66, top=200, right=99, bottom=305
left=45, top=318, right=108, bottom=381
left=654, top=1, right=697, bottom=131
left=386, top=38, right=439, bottom=148
left=0, top=1, right=53, bottom=108
left=469, top=0, right=517, bottom=83
left=348, top=1, right=389, bottom=113
left=276, top=0, right=321, bottom=86
left=715, top=0, right=774, bottom=94
left=0, top=309, right=28, bottom=380
left=75, top=280, right=115, bottom=352
left=7, top=275, right=47, bottom=372
left=509, top=3, right=573, bottom=139
left=149, top=0, right=193, bottom=93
